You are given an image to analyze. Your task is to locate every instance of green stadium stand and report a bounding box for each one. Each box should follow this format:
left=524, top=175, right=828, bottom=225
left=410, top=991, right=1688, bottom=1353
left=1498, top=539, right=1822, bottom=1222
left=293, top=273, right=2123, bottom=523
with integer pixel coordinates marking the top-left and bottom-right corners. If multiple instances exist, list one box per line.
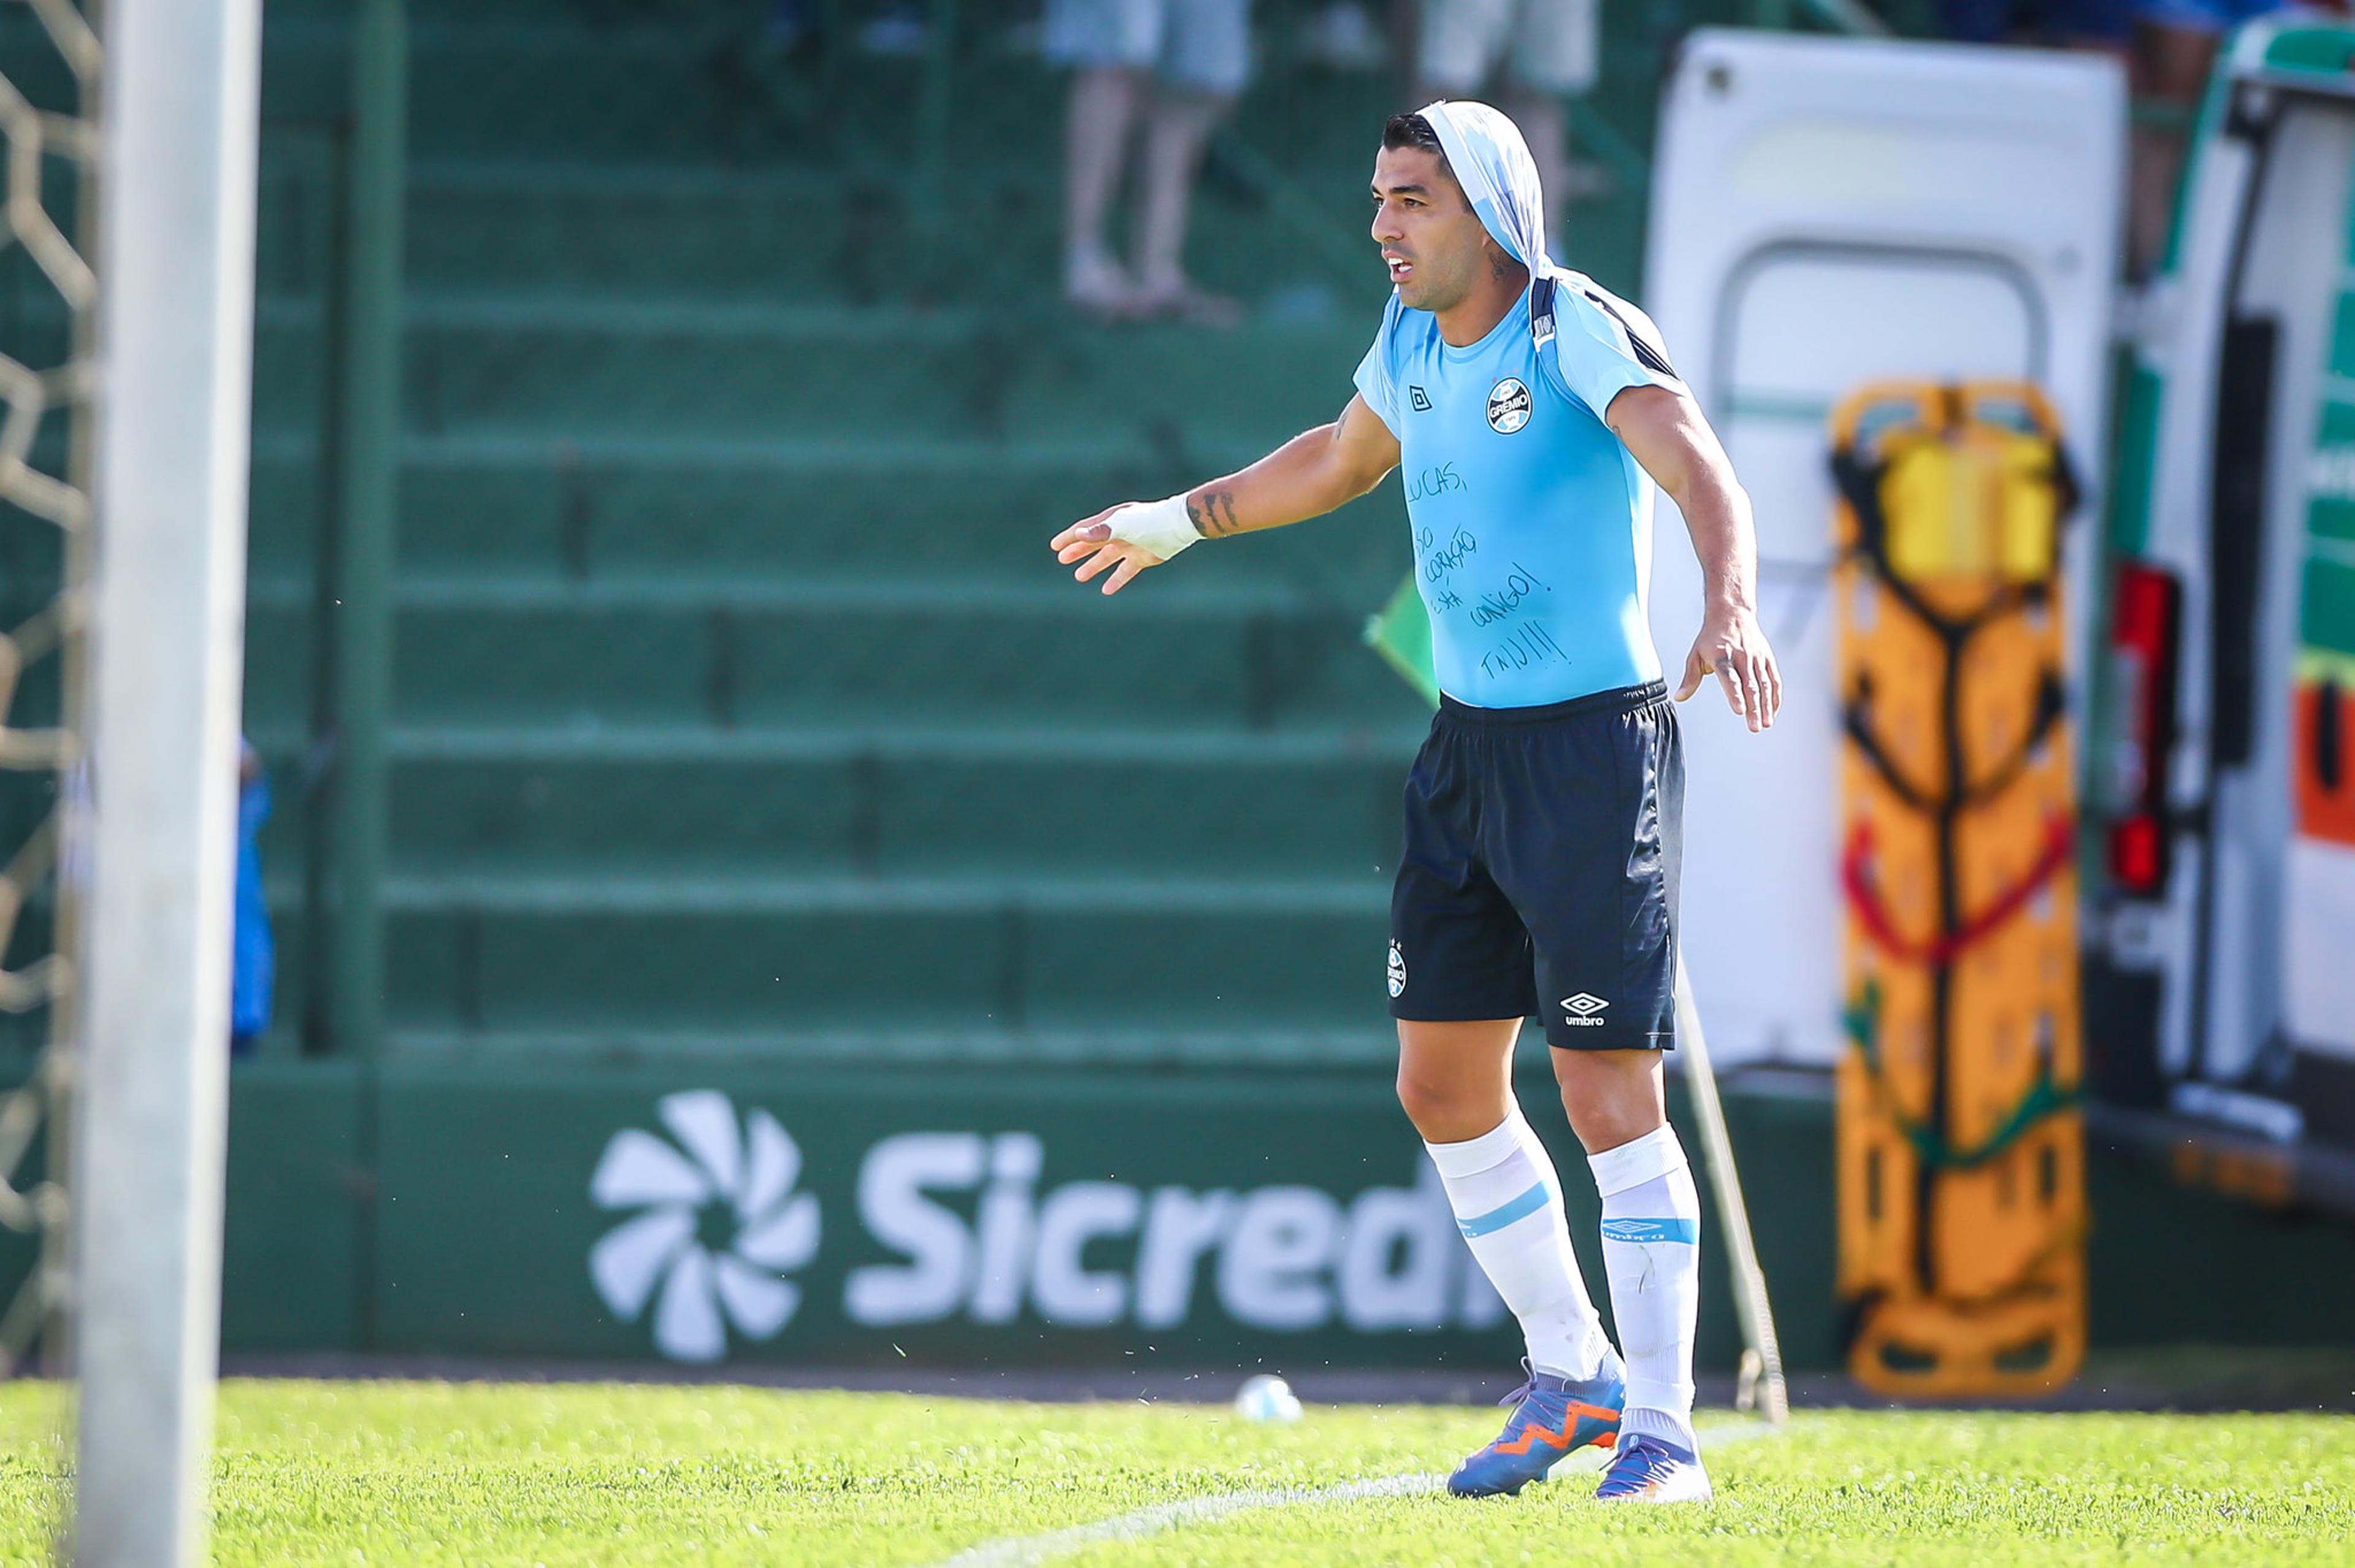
left=218, top=0, right=1694, bottom=1071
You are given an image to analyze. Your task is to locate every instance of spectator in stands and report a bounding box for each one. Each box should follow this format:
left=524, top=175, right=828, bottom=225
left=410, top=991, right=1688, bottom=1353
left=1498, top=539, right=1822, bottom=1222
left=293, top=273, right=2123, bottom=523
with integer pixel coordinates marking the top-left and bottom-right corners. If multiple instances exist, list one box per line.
left=1046, top=0, right=1252, bottom=324
left=2125, top=0, right=2298, bottom=278
left=231, top=740, right=273, bottom=1057
left=1415, top=0, right=1602, bottom=263
left=1297, top=1, right=1392, bottom=71
left=1935, top=0, right=2132, bottom=49
left=1932, top=0, right=2309, bottom=281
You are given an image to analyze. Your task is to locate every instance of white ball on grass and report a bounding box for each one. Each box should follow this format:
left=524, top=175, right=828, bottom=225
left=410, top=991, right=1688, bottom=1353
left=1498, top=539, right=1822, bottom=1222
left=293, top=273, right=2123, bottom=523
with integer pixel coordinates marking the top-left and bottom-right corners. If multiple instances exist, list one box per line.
left=1233, top=1374, right=1303, bottom=1423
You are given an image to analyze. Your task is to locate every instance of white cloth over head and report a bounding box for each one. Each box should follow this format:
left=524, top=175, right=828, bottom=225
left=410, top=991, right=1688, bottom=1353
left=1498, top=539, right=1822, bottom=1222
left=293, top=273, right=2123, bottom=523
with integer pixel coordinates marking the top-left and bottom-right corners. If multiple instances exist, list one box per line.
left=1408, top=97, right=1684, bottom=404
left=1414, top=98, right=1552, bottom=277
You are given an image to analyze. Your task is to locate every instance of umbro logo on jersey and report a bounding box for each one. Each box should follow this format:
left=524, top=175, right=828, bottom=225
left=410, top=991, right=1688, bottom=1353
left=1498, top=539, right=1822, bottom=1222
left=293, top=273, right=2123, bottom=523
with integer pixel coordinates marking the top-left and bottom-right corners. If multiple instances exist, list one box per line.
left=1409, top=384, right=1433, bottom=412
left=1561, top=993, right=1609, bottom=1026
left=1487, top=378, right=1531, bottom=434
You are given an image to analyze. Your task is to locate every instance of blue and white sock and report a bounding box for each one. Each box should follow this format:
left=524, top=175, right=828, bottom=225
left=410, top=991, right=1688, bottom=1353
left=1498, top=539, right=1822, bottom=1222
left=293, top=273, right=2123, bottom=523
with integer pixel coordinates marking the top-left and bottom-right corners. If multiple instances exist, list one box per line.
left=1589, top=1124, right=1702, bottom=1455
left=1425, top=1106, right=1607, bottom=1382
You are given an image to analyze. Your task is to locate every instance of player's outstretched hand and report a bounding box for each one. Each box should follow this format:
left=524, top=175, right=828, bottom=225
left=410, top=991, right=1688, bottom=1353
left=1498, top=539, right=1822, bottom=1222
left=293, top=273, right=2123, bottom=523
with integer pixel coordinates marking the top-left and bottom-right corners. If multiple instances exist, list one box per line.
left=1675, top=603, right=1782, bottom=732
left=1052, top=507, right=1166, bottom=596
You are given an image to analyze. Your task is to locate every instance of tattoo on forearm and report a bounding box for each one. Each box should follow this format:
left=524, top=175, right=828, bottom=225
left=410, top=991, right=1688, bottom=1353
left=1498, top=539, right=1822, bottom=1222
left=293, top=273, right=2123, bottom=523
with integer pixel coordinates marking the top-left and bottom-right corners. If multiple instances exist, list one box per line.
left=1188, top=489, right=1244, bottom=538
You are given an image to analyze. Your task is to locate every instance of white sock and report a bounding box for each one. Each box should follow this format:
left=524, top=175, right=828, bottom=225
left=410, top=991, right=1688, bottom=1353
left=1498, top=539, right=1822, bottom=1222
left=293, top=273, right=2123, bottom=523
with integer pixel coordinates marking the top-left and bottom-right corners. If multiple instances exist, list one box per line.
left=1425, top=1106, right=1606, bottom=1382
left=1589, top=1124, right=1702, bottom=1454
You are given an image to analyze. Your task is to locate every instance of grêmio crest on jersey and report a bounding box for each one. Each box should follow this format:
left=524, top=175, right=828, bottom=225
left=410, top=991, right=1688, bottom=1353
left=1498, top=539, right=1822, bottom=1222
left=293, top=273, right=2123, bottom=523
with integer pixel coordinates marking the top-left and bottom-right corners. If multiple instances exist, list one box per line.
left=1487, top=378, right=1532, bottom=434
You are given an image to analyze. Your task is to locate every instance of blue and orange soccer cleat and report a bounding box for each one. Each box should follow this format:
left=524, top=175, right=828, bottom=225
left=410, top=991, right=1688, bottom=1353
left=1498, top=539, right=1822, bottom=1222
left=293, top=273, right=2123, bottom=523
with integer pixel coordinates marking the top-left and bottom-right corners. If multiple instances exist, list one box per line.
left=1595, top=1432, right=1713, bottom=1503
left=1446, top=1350, right=1626, bottom=1497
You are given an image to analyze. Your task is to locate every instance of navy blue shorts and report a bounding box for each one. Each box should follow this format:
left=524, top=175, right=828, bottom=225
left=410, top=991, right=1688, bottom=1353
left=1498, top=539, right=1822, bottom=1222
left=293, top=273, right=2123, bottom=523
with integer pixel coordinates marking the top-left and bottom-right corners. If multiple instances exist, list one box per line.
left=1386, top=679, right=1683, bottom=1051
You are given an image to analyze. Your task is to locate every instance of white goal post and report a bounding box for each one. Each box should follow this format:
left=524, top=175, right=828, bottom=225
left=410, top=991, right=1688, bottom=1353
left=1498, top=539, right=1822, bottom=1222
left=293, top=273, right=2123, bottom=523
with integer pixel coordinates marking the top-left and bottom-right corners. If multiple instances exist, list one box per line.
left=69, top=1, right=262, bottom=1564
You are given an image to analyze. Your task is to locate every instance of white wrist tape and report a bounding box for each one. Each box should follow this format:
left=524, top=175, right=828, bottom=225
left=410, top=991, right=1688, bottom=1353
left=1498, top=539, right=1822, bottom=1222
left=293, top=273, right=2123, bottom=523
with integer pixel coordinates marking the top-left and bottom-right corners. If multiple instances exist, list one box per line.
left=1105, top=493, right=1201, bottom=562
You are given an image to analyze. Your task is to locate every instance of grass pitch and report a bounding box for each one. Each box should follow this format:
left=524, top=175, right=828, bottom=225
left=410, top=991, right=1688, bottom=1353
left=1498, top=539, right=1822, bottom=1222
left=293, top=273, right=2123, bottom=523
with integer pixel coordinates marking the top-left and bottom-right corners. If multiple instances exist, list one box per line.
left=0, top=1381, right=2349, bottom=1566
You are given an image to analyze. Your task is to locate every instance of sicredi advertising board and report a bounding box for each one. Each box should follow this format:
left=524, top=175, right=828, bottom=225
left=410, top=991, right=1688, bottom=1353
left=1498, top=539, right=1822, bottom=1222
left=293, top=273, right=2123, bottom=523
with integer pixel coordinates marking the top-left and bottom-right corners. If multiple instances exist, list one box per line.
left=354, top=1063, right=1774, bottom=1371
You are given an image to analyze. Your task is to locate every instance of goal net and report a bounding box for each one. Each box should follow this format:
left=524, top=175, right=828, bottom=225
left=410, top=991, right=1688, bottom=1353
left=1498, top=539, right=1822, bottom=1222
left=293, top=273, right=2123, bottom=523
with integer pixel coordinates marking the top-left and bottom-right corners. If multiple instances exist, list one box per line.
left=0, top=0, right=102, bottom=1389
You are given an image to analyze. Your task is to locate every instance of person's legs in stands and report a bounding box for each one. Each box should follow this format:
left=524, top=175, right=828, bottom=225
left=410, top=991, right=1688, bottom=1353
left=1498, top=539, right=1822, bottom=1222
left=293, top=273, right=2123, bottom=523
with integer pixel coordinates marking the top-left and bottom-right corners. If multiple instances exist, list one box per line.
left=2127, top=13, right=2212, bottom=280
left=1132, top=88, right=1239, bottom=322
left=1415, top=0, right=1511, bottom=110
left=1504, top=0, right=1599, bottom=262
left=1065, top=66, right=1146, bottom=310
left=2126, top=0, right=2288, bottom=280
left=1501, top=88, right=1569, bottom=254
left=1045, top=0, right=1157, bottom=313
left=1416, top=1, right=1594, bottom=263
left=1130, top=0, right=1251, bottom=323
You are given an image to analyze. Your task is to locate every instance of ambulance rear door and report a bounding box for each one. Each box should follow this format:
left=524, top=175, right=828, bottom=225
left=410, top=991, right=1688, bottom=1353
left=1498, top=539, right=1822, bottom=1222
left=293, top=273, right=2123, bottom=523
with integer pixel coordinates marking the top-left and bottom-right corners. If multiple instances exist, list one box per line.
left=1642, top=29, right=2125, bottom=1066
left=2095, top=19, right=2355, bottom=1139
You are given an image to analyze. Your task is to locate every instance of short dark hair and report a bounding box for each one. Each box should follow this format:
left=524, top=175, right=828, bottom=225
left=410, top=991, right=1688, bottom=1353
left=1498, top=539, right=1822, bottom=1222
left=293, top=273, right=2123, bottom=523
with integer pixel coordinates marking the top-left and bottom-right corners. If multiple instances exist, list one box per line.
left=1382, top=112, right=1446, bottom=159
left=1380, top=113, right=1458, bottom=193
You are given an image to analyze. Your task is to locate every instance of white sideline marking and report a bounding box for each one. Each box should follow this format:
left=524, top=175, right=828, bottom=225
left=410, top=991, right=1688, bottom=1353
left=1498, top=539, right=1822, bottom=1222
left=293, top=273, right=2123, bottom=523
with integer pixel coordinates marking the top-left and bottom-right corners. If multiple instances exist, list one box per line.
left=931, top=1472, right=1448, bottom=1568
left=927, top=1418, right=1783, bottom=1567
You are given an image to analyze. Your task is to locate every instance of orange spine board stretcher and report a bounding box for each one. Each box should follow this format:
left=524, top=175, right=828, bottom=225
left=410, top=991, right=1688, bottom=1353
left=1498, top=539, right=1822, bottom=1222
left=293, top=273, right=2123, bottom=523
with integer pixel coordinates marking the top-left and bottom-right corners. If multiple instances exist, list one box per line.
left=1830, top=381, right=2086, bottom=1398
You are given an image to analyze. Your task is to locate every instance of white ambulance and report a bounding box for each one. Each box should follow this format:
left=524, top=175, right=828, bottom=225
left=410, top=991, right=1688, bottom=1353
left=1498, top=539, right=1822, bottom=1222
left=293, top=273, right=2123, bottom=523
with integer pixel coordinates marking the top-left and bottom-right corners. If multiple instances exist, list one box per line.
left=1642, top=18, right=2355, bottom=1163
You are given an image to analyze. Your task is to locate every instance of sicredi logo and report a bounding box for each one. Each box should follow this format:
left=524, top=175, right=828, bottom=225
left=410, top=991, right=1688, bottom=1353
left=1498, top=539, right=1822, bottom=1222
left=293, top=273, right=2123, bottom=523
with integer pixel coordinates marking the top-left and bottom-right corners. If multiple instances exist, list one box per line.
left=588, top=1096, right=1507, bottom=1361
left=843, top=1133, right=1503, bottom=1336
left=588, top=1090, right=822, bottom=1363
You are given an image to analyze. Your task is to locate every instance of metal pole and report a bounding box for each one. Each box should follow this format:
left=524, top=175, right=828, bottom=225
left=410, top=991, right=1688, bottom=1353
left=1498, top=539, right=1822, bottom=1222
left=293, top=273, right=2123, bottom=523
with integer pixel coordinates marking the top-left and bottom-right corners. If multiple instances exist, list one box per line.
left=327, top=0, right=406, bottom=1061
left=72, top=0, right=262, bottom=1561
left=1674, top=958, right=1791, bottom=1425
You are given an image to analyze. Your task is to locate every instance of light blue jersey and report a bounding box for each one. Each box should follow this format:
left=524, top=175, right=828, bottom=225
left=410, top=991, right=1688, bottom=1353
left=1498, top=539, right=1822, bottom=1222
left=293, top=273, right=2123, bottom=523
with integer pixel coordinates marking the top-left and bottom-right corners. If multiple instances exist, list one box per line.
left=1355, top=272, right=1685, bottom=709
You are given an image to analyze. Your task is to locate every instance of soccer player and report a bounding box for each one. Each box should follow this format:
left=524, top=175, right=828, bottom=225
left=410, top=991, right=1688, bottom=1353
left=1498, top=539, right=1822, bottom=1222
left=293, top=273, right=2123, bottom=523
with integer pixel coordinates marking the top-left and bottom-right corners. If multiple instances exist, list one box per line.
left=1049, top=102, right=1779, bottom=1503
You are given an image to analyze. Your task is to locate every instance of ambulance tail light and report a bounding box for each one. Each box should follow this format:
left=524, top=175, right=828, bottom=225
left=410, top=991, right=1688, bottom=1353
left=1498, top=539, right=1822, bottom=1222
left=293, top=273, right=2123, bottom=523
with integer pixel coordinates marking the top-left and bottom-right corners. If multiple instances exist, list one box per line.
left=2105, top=561, right=2181, bottom=898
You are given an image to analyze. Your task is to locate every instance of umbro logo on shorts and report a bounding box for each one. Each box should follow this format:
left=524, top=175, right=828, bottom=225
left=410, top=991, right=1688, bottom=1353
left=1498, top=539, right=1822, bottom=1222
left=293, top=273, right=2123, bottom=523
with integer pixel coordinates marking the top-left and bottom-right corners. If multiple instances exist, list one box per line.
left=1560, top=993, right=1609, bottom=1026
left=1409, top=384, right=1433, bottom=412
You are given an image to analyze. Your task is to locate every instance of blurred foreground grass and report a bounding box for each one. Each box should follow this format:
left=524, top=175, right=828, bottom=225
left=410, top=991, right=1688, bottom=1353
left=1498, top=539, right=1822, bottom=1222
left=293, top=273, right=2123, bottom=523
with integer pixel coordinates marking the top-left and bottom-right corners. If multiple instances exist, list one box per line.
left=0, top=1380, right=2348, bottom=1566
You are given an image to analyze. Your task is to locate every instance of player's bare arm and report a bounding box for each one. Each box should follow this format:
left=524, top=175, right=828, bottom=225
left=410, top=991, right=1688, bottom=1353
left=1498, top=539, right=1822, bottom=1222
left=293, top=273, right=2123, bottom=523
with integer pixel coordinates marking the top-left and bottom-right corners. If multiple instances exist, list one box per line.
left=1606, top=382, right=1783, bottom=733
left=1049, top=392, right=1401, bottom=595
